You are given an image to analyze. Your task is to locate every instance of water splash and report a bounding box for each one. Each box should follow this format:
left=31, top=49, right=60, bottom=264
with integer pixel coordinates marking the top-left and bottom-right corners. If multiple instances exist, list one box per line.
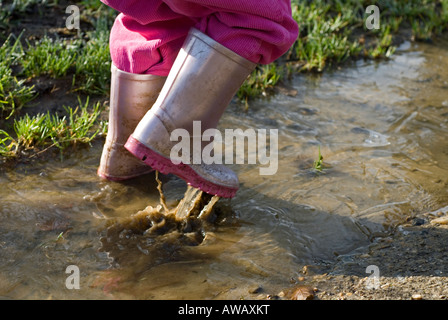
left=174, top=186, right=204, bottom=220
left=98, top=172, right=223, bottom=269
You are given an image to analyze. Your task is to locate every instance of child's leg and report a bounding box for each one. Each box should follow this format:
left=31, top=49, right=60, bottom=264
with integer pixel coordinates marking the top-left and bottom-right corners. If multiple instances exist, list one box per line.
left=102, top=0, right=298, bottom=74
left=101, top=0, right=298, bottom=194
left=103, top=0, right=197, bottom=75
left=98, top=1, right=196, bottom=180
left=163, top=0, right=299, bottom=65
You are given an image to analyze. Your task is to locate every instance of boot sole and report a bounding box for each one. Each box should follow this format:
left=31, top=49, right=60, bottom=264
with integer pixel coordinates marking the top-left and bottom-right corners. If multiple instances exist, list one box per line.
left=124, top=135, right=238, bottom=198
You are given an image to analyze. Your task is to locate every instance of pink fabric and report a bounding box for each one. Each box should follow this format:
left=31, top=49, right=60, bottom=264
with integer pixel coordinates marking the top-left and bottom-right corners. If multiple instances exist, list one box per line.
left=102, top=0, right=298, bottom=75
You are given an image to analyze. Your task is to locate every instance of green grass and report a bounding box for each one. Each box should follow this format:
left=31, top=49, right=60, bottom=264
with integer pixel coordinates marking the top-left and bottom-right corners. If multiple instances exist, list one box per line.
left=0, top=97, right=106, bottom=158
left=290, top=1, right=362, bottom=71
left=312, top=146, right=324, bottom=172
left=72, top=18, right=112, bottom=95
left=0, top=1, right=113, bottom=160
left=0, top=34, right=36, bottom=119
left=237, top=64, right=286, bottom=101
left=21, top=37, right=78, bottom=78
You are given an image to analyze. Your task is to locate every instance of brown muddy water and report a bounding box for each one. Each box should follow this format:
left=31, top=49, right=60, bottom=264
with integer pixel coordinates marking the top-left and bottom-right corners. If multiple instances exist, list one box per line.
left=1, top=38, right=448, bottom=299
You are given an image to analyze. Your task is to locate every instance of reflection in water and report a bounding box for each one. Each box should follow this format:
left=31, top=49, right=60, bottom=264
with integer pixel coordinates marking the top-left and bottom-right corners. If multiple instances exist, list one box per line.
left=1, top=38, right=448, bottom=299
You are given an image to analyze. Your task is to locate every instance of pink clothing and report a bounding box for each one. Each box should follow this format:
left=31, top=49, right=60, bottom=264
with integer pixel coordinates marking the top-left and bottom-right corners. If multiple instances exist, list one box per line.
left=101, top=0, right=299, bottom=75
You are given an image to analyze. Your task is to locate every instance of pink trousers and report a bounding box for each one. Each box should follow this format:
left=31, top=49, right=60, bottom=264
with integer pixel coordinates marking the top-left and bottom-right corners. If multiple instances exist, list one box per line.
left=101, top=0, right=299, bottom=76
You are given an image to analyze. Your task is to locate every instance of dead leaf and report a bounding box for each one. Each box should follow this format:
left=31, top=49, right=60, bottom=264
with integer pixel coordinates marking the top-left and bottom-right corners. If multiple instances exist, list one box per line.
left=290, top=286, right=315, bottom=300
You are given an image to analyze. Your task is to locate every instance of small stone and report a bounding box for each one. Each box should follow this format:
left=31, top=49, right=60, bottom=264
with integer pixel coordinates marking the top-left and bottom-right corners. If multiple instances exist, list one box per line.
left=412, top=218, right=426, bottom=226
left=411, top=294, right=423, bottom=300
left=430, top=216, right=448, bottom=225
left=381, top=283, right=391, bottom=289
left=290, top=286, right=315, bottom=300
left=249, top=286, right=263, bottom=294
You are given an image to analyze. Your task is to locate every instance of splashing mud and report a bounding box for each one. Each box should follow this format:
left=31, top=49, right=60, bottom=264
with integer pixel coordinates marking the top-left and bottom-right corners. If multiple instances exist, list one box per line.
left=99, top=172, right=221, bottom=269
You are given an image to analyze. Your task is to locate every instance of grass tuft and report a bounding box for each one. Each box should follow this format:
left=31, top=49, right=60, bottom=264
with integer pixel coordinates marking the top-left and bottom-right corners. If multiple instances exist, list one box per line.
left=21, top=37, right=78, bottom=78
left=312, top=145, right=324, bottom=172
left=0, top=34, right=36, bottom=119
left=0, top=97, right=105, bottom=159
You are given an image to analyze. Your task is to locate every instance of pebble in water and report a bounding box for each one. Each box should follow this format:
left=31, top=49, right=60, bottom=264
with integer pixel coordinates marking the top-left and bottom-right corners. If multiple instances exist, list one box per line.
left=430, top=216, right=448, bottom=225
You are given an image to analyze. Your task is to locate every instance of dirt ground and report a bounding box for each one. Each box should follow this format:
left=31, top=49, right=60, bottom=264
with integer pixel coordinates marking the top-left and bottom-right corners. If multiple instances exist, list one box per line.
left=280, top=212, right=448, bottom=300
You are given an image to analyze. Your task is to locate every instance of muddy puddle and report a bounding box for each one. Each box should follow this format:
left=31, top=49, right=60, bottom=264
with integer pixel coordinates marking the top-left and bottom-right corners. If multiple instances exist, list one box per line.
left=1, top=38, right=448, bottom=299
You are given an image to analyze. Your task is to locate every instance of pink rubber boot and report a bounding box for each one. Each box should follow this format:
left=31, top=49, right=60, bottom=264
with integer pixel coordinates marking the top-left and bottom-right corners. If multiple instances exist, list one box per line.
left=98, top=65, right=166, bottom=181
left=124, top=29, right=256, bottom=197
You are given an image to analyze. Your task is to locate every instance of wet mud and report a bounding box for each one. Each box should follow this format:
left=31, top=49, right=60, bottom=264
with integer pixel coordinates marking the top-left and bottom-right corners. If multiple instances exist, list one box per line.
left=98, top=176, right=221, bottom=270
